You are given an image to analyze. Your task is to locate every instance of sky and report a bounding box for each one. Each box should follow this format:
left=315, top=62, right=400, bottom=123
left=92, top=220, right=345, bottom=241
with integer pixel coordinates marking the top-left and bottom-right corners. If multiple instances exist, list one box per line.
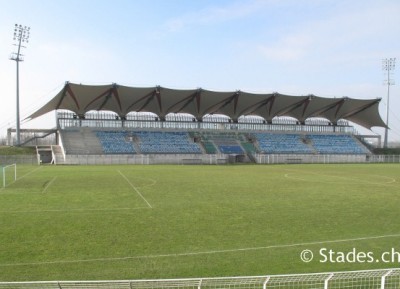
left=0, top=0, right=399, bottom=143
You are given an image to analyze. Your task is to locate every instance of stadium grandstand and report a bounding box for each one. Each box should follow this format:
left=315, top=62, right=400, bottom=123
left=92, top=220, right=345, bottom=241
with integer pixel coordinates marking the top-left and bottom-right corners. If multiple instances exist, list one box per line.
left=12, top=82, right=389, bottom=165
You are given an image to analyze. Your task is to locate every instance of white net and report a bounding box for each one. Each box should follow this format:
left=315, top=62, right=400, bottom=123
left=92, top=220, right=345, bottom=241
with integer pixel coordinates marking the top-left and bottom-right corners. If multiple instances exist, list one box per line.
left=384, top=270, right=400, bottom=289
left=0, top=268, right=399, bottom=289
left=1, top=163, right=16, bottom=188
left=328, top=270, right=384, bottom=289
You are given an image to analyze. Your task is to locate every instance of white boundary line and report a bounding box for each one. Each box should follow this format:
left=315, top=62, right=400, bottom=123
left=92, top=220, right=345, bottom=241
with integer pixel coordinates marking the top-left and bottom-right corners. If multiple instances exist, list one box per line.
left=0, top=207, right=150, bottom=214
left=1, top=233, right=400, bottom=267
left=41, top=176, right=57, bottom=193
left=283, top=169, right=398, bottom=188
left=17, top=166, right=43, bottom=181
left=0, top=166, right=42, bottom=191
left=117, top=170, right=153, bottom=208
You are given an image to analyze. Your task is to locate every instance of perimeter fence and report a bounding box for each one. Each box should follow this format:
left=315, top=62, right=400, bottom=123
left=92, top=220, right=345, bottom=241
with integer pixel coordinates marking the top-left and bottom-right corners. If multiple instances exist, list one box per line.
left=1, top=154, right=399, bottom=165
left=0, top=268, right=399, bottom=289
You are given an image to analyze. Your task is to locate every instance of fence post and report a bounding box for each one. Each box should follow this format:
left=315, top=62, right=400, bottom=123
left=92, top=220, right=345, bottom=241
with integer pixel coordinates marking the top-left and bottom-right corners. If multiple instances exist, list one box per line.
left=263, top=276, right=270, bottom=289
left=324, top=273, right=334, bottom=289
left=198, top=278, right=203, bottom=289
left=381, top=269, right=392, bottom=289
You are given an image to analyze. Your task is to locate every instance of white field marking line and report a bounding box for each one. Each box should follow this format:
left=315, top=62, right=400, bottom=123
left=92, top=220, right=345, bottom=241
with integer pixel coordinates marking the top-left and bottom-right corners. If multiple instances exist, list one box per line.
left=117, top=170, right=153, bottom=208
left=41, top=176, right=57, bottom=193
left=284, top=173, right=398, bottom=186
left=283, top=168, right=398, bottom=187
left=284, top=173, right=397, bottom=188
left=17, top=166, right=43, bottom=181
left=1, top=233, right=400, bottom=267
left=284, top=168, right=396, bottom=184
left=0, top=166, right=42, bottom=191
left=0, top=206, right=150, bottom=214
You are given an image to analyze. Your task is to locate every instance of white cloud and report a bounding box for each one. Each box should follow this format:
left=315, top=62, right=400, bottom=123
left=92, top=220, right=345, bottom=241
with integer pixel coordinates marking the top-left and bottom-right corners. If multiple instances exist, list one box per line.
left=256, top=2, right=400, bottom=66
left=258, top=34, right=312, bottom=62
left=165, top=0, right=270, bottom=32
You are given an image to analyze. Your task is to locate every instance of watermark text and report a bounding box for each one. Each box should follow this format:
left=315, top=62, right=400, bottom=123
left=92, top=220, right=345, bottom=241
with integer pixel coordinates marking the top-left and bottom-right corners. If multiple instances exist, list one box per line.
left=300, top=248, right=400, bottom=263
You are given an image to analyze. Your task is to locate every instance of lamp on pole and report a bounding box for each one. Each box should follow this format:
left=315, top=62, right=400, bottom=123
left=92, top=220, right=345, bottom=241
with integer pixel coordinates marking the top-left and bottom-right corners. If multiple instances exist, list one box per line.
left=382, top=58, right=396, bottom=149
left=10, top=24, right=30, bottom=146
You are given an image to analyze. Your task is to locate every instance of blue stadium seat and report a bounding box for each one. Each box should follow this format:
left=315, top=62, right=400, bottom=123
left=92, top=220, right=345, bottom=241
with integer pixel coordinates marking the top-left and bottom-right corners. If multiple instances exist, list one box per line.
left=135, top=131, right=202, bottom=154
left=255, top=133, right=313, bottom=154
left=218, top=145, right=244, bottom=154
left=195, top=131, right=247, bottom=154
left=307, top=134, right=369, bottom=154
left=96, top=131, right=136, bottom=154
left=254, top=133, right=369, bottom=154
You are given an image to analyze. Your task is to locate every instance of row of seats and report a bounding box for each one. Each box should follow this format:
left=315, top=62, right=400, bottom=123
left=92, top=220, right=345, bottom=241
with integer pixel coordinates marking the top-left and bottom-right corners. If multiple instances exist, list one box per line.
left=96, top=131, right=136, bottom=154
left=255, top=133, right=369, bottom=154
left=255, top=133, right=313, bottom=154
left=198, top=131, right=247, bottom=142
left=203, top=141, right=218, bottom=154
left=95, top=130, right=369, bottom=155
left=308, top=134, right=369, bottom=154
left=218, top=145, right=244, bottom=154
left=191, top=131, right=250, bottom=154
left=134, top=131, right=202, bottom=154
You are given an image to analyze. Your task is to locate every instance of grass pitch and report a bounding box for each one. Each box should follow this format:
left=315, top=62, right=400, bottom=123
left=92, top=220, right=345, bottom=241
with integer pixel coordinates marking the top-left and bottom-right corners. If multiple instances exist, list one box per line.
left=0, top=163, right=399, bottom=281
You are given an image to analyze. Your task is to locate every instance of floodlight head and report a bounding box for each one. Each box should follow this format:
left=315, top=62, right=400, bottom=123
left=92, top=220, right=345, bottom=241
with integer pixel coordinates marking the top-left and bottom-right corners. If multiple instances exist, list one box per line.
left=12, top=24, right=30, bottom=43
left=382, top=58, right=396, bottom=71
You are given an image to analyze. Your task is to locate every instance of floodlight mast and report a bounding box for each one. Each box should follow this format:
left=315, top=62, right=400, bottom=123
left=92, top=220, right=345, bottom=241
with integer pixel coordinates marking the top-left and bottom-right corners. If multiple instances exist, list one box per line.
left=10, top=24, right=30, bottom=146
left=382, top=58, right=396, bottom=148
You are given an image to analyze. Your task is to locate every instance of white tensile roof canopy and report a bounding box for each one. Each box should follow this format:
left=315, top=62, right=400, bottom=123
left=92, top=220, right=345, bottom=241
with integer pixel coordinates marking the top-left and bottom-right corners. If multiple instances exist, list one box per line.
left=28, top=82, right=387, bottom=129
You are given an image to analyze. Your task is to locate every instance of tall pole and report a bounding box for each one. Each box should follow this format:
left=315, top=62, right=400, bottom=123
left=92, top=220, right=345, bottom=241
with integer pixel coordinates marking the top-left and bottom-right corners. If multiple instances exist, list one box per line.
left=10, top=24, right=30, bottom=146
left=382, top=58, right=396, bottom=149
left=16, top=50, right=20, bottom=146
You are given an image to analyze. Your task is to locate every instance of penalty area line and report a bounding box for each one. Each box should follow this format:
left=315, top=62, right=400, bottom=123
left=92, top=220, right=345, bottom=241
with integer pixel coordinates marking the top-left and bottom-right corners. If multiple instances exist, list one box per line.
left=0, top=207, right=151, bottom=214
left=117, top=170, right=153, bottom=208
left=42, top=176, right=57, bottom=193
left=0, top=166, right=42, bottom=191
left=2, top=233, right=400, bottom=267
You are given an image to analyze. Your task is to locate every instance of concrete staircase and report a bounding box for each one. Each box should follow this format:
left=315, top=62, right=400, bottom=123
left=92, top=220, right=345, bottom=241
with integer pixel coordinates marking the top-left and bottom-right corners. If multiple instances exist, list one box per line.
left=51, top=145, right=65, bottom=165
left=60, top=128, right=103, bottom=155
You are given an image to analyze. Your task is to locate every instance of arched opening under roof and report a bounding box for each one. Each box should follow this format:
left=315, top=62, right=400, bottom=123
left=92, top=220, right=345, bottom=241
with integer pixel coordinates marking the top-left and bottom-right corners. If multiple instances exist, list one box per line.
left=304, top=117, right=332, bottom=126
left=126, top=111, right=159, bottom=121
left=164, top=113, right=199, bottom=130
left=238, top=115, right=265, bottom=124
left=202, top=114, right=231, bottom=123
left=165, top=113, right=197, bottom=122
left=272, top=116, right=298, bottom=125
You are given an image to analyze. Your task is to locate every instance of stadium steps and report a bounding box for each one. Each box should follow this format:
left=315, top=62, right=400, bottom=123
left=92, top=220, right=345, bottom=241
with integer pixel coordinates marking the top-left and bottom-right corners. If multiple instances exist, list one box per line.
left=36, top=145, right=52, bottom=164
left=354, top=135, right=375, bottom=152
left=196, top=142, right=207, bottom=154
left=241, top=141, right=256, bottom=154
left=51, top=145, right=65, bottom=165
left=61, top=128, right=104, bottom=154
left=195, top=131, right=253, bottom=154
left=131, top=137, right=142, bottom=154
left=301, top=135, right=318, bottom=154
left=203, top=140, right=218, bottom=154
left=352, top=135, right=372, bottom=154
left=241, top=141, right=257, bottom=163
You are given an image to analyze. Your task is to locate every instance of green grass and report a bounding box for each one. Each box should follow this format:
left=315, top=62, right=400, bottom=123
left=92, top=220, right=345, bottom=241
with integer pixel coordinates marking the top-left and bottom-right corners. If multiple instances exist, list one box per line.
left=0, top=146, right=36, bottom=155
left=0, top=164, right=399, bottom=281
